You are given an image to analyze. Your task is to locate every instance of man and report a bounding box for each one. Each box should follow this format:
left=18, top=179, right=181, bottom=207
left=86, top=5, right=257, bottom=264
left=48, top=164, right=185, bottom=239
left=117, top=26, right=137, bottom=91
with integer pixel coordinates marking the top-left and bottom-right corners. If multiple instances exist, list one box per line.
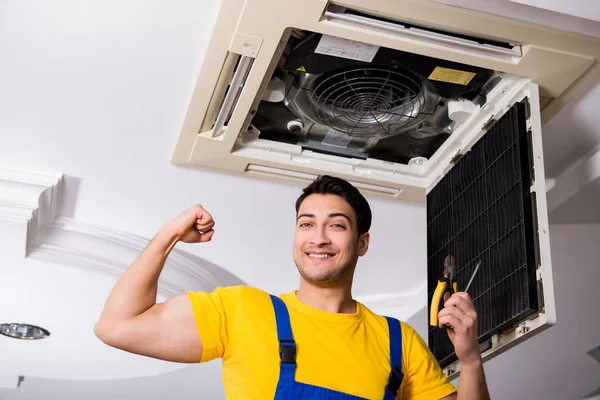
left=95, top=175, right=490, bottom=399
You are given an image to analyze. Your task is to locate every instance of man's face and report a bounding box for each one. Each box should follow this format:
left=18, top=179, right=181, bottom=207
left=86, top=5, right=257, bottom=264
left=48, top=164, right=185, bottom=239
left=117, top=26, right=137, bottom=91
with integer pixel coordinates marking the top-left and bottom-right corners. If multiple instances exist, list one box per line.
left=293, top=194, right=369, bottom=287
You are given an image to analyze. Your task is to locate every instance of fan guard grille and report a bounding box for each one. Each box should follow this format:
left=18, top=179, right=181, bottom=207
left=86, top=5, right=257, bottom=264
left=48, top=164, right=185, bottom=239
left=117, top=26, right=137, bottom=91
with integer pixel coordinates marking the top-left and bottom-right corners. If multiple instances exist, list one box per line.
left=309, top=67, right=427, bottom=138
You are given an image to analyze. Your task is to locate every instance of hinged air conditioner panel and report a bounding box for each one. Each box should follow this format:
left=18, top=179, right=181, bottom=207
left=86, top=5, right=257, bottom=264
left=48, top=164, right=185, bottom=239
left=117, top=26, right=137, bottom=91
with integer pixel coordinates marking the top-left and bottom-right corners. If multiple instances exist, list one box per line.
left=426, top=81, right=555, bottom=379
left=171, top=0, right=599, bottom=203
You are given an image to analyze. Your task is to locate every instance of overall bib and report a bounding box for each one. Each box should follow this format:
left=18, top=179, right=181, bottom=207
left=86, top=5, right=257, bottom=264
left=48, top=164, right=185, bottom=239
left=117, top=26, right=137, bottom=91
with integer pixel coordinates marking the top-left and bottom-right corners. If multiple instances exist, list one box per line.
left=270, top=295, right=404, bottom=400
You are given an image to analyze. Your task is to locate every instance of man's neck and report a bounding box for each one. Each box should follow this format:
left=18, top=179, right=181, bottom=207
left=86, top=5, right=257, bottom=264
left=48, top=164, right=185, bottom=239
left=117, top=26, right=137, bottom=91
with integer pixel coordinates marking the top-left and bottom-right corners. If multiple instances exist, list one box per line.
left=296, top=280, right=356, bottom=314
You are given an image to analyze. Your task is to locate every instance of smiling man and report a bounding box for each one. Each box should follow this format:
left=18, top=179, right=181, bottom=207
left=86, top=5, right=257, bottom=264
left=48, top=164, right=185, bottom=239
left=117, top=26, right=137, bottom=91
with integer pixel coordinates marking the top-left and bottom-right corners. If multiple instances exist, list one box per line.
left=95, top=175, right=490, bottom=399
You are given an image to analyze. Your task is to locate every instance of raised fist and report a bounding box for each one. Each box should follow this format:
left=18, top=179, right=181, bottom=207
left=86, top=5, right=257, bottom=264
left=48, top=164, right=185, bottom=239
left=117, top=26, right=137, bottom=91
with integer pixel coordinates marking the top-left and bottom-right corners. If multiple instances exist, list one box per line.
left=163, top=205, right=215, bottom=244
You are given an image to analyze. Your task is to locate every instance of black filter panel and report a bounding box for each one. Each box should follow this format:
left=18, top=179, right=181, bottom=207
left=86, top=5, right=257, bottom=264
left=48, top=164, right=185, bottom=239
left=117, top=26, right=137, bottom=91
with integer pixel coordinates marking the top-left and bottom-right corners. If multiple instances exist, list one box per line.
left=426, top=100, right=541, bottom=368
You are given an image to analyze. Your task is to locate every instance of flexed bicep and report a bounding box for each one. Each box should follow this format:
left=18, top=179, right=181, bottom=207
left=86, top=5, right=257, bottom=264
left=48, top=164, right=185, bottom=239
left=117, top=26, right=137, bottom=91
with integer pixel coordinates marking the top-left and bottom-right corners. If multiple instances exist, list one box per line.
left=95, top=292, right=203, bottom=363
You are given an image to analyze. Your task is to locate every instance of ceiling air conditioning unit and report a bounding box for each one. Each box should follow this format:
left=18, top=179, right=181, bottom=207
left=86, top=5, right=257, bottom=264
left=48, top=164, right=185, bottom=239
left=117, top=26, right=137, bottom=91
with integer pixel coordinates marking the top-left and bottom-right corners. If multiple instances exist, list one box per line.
left=171, top=0, right=600, bottom=378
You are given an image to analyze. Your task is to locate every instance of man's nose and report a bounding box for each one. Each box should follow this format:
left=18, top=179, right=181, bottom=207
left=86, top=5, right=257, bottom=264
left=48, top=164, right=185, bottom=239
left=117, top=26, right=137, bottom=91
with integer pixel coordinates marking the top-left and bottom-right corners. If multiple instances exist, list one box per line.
left=310, top=226, right=331, bottom=245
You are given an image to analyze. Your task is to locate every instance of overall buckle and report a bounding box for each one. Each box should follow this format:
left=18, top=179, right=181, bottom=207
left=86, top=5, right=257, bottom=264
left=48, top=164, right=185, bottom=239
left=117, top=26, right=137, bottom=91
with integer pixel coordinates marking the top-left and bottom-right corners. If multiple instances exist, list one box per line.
left=279, top=340, right=296, bottom=364
left=385, top=367, right=403, bottom=395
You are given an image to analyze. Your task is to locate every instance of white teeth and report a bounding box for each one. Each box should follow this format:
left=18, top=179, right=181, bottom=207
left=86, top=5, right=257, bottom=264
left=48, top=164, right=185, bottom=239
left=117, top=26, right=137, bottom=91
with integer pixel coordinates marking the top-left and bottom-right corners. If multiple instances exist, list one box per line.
left=309, top=253, right=332, bottom=259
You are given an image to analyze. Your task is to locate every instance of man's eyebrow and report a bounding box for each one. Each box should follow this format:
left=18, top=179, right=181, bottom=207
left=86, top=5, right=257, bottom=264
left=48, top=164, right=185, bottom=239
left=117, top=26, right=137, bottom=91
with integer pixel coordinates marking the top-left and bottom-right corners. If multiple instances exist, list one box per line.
left=328, top=213, right=352, bottom=223
left=296, top=213, right=352, bottom=223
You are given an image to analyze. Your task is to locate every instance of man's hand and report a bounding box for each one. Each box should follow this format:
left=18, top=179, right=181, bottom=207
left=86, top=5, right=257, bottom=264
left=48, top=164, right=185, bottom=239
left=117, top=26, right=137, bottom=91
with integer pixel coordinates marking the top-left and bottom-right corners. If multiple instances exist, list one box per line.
left=438, top=292, right=481, bottom=366
left=162, top=204, right=215, bottom=244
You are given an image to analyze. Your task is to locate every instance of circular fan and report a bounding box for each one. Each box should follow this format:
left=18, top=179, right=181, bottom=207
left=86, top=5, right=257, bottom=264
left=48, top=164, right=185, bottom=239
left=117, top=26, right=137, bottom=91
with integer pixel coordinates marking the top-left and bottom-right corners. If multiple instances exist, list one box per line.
left=309, top=67, right=428, bottom=138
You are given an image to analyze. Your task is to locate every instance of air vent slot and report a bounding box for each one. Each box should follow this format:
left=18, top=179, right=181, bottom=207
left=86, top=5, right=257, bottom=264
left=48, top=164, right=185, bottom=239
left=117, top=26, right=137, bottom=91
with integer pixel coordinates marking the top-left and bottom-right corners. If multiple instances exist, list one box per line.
left=245, top=164, right=402, bottom=196
left=200, top=52, right=254, bottom=137
left=322, top=5, right=522, bottom=61
left=246, top=164, right=316, bottom=182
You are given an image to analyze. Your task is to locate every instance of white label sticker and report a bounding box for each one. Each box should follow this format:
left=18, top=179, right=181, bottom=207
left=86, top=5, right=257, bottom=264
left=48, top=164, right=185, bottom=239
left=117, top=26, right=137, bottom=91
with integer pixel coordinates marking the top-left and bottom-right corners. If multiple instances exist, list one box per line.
left=315, top=35, right=380, bottom=63
left=322, top=128, right=352, bottom=148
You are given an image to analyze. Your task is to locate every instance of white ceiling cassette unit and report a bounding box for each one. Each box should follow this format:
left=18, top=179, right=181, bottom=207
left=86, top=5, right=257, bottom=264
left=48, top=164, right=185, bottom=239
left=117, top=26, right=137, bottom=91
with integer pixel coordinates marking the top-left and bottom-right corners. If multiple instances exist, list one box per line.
left=172, top=0, right=599, bottom=202
left=171, top=0, right=599, bottom=377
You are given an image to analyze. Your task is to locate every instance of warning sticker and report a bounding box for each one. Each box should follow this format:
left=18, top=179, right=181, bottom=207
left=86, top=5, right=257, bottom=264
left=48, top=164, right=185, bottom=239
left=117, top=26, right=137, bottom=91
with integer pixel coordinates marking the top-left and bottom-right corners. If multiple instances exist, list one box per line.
left=322, top=128, right=352, bottom=148
left=315, top=35, right=379, bottom=63
left=296, top=66, right=307, bottom=72
left=428, top=67, right=477, bottom=86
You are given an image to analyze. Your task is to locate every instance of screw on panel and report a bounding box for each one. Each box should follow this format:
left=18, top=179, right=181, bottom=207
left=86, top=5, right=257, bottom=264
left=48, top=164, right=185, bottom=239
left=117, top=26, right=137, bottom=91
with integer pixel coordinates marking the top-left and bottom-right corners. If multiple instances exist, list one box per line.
left=482, top=117, right=497, bottom=131
left=287, top=120, right=304, bottom=133
left=409, top=157, right=426, bottom=165
left=516, top=322, right=531, bottom=337
left=450, top=151, right=463, bottom=164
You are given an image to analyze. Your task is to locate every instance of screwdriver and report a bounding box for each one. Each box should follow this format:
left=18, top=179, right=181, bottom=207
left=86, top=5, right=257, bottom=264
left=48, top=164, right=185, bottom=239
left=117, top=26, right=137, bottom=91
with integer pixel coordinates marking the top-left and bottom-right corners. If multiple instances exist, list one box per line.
left=463, top=260, right=481, bottom=293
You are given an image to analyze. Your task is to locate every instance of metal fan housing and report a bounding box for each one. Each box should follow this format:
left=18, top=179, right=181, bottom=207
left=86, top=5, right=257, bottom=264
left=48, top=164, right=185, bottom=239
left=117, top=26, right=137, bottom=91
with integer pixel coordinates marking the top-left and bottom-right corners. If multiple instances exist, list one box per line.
left=286, top=66, right=439, bottom=139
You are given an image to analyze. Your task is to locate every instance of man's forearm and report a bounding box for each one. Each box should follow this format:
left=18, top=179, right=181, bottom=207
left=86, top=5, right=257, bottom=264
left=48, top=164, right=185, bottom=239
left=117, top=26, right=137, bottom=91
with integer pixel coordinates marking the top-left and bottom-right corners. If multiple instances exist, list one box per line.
left=96, top=228, right=179, bottom=326
left=456, top=361, right=490, bottom=400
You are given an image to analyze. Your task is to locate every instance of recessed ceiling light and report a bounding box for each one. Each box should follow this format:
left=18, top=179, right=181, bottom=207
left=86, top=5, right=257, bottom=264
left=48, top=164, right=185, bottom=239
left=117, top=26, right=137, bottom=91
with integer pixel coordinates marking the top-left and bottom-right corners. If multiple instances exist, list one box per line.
left=0, top=323, right=50, bottom=340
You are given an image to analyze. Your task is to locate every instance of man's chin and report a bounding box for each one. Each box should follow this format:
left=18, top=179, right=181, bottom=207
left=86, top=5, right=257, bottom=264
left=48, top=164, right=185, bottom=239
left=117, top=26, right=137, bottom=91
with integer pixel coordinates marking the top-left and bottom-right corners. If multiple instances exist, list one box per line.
left=298, top=269, right=344, bottom=287
left=303, top=277, right=342, bottom=288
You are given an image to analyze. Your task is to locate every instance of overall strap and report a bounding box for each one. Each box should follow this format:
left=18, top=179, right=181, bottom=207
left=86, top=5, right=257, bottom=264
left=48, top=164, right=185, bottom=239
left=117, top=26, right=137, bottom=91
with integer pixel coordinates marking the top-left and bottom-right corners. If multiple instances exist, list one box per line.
left=383, top=316, right=403, bottom=400
left=270, top=294, right=296, bottom=384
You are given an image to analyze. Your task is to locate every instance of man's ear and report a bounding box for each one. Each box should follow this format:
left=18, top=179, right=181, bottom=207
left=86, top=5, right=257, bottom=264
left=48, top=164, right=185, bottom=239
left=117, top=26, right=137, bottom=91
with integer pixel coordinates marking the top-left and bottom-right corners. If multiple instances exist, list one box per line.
left=357, top=232, right=370, bottom=257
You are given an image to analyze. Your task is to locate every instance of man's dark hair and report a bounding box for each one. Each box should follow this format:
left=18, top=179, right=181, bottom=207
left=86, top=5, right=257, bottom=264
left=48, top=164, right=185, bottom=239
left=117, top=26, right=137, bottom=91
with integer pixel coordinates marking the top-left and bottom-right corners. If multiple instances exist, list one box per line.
left=295, top=175, right=372, bottom=235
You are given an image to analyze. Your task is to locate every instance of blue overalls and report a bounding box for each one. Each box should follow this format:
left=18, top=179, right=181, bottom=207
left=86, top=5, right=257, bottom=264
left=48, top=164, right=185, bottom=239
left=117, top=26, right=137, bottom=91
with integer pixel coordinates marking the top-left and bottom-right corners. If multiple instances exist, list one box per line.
left=270, top=295, right=404, bottom=400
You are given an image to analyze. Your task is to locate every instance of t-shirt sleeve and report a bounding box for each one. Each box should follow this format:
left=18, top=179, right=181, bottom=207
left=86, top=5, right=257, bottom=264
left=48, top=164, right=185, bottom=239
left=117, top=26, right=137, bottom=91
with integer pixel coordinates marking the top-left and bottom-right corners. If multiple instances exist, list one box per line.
left=187, top=285, right=245, bottom=363
left=401, top=323, right=457, bottom=400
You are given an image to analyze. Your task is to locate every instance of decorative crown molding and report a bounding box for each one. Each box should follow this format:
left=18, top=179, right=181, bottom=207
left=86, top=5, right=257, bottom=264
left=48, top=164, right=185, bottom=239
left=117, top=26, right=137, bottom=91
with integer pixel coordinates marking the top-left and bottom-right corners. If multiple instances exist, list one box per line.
left=31, top=217, right=235, bottom=296
left=0, top=164, right=241, bottom=296
left=0, top=164, right=63, bottom=258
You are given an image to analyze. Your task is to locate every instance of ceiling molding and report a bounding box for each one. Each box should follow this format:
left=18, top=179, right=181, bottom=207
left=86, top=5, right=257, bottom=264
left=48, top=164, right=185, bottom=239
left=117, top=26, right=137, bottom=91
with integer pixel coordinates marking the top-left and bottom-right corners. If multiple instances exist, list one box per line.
left=30, top=217, right=224, bottom=296
left=0, top=164, right=237, bottom=297
left=0, top=164, right=63, bottom=258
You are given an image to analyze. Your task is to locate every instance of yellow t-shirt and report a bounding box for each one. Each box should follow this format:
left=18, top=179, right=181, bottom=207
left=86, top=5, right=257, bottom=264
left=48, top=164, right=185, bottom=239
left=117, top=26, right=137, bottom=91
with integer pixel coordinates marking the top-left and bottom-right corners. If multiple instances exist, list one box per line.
left=188, top=285, right=456, bottom=400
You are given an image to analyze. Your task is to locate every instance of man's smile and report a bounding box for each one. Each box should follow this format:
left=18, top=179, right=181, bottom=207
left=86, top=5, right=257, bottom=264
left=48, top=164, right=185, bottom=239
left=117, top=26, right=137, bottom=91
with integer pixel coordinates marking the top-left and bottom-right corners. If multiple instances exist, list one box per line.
left=306, top=252, right=336, bottom=261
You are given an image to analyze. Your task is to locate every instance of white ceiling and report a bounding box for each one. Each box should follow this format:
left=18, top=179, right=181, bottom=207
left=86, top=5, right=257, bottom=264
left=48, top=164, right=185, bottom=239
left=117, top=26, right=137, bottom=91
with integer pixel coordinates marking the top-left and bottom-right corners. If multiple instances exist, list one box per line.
left=1, top=0, right=600, bottom=399
left=0, top=259, right=188, bottom=380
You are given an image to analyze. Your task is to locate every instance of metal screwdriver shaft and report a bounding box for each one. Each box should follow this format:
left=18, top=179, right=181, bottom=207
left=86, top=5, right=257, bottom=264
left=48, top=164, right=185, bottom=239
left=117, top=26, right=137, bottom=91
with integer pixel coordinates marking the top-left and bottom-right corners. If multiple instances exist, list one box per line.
left=464, top=260, right=482, bottom=293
